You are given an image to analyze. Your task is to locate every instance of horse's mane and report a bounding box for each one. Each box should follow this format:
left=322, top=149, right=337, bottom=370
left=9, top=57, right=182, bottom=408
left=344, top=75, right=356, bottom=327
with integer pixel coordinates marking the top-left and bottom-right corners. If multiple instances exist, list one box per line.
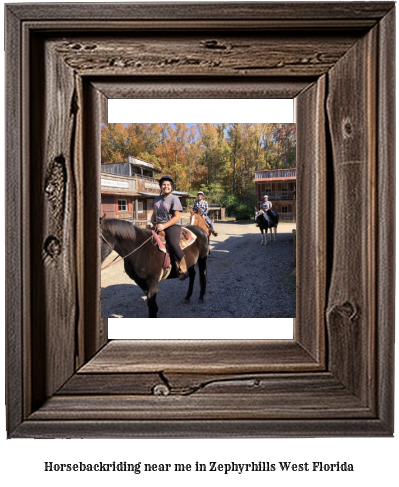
left=102, top=218, right=144, bottom=241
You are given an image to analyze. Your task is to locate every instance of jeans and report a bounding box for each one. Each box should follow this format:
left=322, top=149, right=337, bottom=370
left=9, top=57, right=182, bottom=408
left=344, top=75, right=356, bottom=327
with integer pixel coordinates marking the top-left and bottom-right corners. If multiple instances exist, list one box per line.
left=205, top=215, right=215, bottom=231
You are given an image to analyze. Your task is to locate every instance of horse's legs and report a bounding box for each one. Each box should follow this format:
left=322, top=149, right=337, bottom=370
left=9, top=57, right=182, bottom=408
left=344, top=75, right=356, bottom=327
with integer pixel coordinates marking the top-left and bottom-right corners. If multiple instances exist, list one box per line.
left=146, top=281, right=159, bottom=318
left=183, top=266, right=196, bottom=303
left=260, top=229, right=264, bottom=245
left=262, top=229, right=267, bottom=245
left=197, top=256, right=207, bottom=302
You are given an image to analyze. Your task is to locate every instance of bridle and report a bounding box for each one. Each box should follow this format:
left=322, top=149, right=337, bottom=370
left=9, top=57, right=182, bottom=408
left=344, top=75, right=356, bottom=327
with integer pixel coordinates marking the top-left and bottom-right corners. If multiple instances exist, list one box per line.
left=100, top=231, right=155, bottom=272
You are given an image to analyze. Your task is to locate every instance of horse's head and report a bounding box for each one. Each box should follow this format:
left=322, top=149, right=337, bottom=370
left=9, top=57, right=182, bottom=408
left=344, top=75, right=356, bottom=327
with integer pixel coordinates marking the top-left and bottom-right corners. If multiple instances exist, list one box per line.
left=100, top=214, right=112, bottom=263
left=101, top=237, right=112, bottom=263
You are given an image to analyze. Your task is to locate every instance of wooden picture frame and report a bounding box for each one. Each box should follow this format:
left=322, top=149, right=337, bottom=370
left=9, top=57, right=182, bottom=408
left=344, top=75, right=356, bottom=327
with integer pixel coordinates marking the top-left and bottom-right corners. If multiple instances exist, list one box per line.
left=5, top=2, right=395, bottom=438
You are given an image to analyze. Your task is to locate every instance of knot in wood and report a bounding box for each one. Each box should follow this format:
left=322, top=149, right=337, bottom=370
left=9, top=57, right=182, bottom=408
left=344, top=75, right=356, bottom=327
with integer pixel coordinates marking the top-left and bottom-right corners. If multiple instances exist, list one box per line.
left=343, top=119, right=353, bottom=138
left=44, top=236, right=61, bottom=259
left=45, top=181, right=56, bottom=197
left=152, top=383, right=170, bottom=396
left=201, top=40, right=227, bottom=50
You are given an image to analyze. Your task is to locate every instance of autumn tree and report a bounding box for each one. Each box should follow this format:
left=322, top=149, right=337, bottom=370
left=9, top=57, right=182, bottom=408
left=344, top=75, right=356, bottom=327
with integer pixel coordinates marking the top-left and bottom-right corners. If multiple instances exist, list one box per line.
left=101, top=122, right=296, bottom=215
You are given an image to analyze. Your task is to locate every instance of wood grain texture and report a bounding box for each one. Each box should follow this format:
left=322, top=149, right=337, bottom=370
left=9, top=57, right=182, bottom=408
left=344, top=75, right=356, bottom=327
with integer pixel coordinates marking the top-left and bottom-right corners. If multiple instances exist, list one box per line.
left=375, top=6, right=395, bottom=430
left=81, top=81, right=109, bottom=362
left=13, top=418, right=391, bottom=439
left=6, top=2, right=394, bottom=22
left=91, top=79, right=312, bottom=100
left=295, top=76, right=326, bottom=362
left=54, top=33, right=360, bottom=78
left=30, top=36, right=78, bottom=409
left=325, top=26, right=377, bottom=403
left=79, top=340, right=321, bottom=374
left=5, top=2, right=395, bottom=438
left=5, top=4, right=25, bottom=436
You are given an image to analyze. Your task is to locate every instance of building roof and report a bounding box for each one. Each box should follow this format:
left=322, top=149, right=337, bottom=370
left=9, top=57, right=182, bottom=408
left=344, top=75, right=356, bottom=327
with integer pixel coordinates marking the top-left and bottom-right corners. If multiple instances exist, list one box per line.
left=101, top=191, right=141, bottom=197
left=128, top=155, right=155, bottom=169
left=172, top=191, right=195, bottom=197
left=138, top=192, right=159, bottom=197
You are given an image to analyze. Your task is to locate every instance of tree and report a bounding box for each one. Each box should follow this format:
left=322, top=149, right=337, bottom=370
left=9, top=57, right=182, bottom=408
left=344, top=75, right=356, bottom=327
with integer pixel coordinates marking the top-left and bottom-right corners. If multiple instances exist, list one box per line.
left=100, top=122, right=296, bottom=215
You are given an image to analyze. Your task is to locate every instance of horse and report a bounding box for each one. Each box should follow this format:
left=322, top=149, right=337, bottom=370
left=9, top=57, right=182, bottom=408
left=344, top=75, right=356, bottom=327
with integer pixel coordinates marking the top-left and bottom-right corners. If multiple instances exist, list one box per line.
left=100, top=216, right=209, bottom=317
left=189, top=210, right=215, bottom=255
left=101, top=235, right=113, bottom=263
left=254, top=209, right=279, bottom=245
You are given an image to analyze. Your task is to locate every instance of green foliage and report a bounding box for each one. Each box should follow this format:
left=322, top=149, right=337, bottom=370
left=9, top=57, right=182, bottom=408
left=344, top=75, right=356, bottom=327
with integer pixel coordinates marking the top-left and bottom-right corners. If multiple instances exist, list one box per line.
left=221, top=191, right=255, bottom=220
left=197, top=183, right=224, bottom=204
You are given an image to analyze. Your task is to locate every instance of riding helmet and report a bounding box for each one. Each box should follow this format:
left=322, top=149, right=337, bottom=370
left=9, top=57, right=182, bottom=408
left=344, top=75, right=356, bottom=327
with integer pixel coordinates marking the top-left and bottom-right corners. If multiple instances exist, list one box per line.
left=197, top=191, right=204, bottom=196
left=159, top=175, right=174, bottom=188
left=263, top=195, right=268, bottom=198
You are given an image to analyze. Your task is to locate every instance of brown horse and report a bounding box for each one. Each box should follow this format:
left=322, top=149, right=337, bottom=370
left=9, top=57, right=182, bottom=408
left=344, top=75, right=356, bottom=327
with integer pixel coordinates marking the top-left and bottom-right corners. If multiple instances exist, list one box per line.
left=100, top=216, right=209, bottom=317
left=190, top=210, right=216, bottom=255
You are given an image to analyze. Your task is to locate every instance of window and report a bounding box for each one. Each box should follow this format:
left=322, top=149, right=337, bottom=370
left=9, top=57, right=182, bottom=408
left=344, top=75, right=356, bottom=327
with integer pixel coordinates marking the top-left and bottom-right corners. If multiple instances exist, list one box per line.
left=138, top=201, right=144, bottom=213
left=282, top=206, right=288, bottom=213
left=118, top=199, right=127, bottom=212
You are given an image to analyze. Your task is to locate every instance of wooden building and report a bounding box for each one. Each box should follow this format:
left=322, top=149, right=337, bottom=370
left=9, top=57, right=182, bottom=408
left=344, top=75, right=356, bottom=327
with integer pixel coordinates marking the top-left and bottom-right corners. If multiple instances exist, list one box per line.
left=254, top=168, right=296, bottom=222
left=101, top=156, right=194, bottom=223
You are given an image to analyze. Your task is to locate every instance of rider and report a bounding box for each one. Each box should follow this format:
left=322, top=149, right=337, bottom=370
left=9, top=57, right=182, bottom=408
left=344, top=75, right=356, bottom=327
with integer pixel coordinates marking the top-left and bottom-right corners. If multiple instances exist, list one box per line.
left=261, top=195, right=273, bottom=223
left=193, top=191, right=218, bottom=236
left=150, top=175, right=188, bottom=280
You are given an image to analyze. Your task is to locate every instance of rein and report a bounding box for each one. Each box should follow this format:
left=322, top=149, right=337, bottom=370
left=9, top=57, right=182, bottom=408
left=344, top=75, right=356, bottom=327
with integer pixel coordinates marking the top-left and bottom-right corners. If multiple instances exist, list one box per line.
left=101, top=232, right=154, bottom=272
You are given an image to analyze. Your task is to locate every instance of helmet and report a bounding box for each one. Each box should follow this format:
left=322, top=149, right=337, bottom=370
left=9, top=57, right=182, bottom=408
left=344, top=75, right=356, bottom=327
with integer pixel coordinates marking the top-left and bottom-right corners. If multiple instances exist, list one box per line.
left=263, top=195, right=268, bottom=198
left=197, top=191, right=204, bottom=196
left=159, top=175, right=174, bottom=188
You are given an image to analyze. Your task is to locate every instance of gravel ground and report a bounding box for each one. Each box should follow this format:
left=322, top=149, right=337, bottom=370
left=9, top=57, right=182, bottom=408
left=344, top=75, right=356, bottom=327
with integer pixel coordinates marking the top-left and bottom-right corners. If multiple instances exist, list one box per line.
left=101, top=220, right=296, bottom=318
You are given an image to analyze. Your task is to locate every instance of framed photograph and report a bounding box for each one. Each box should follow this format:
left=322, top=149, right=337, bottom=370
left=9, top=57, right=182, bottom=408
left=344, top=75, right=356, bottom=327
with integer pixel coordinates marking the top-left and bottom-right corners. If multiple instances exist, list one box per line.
left=100, top=113, right=296, bottom=334
left=5, top=2, right=395, bottom=437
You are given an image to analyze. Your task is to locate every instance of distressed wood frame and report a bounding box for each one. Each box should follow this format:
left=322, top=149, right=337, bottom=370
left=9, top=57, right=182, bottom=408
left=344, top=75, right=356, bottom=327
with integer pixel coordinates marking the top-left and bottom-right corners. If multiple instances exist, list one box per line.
left=5, top=2, right=395, bottom=438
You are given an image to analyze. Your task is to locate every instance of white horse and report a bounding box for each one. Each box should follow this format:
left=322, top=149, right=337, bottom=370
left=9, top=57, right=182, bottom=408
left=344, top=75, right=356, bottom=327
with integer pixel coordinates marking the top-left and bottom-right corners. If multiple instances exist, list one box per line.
left=254, top=209, right=279, bottom=245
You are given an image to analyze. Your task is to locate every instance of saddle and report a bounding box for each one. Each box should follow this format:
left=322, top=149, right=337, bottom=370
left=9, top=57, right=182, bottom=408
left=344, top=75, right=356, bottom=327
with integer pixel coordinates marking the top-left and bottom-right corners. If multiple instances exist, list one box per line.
left=151, top=227, right=197, bottom=281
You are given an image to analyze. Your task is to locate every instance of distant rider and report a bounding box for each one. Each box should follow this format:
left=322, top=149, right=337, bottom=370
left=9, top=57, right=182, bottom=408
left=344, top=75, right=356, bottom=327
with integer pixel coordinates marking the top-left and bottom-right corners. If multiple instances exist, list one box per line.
left=193, top=191, right=218, bottom=236
left=261, top=195, right=273, bottom=222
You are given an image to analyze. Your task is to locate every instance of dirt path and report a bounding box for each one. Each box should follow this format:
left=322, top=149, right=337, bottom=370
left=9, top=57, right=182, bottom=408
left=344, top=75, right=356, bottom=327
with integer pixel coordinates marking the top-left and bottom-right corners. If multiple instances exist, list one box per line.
left=101, top=221, right=296, bottom=318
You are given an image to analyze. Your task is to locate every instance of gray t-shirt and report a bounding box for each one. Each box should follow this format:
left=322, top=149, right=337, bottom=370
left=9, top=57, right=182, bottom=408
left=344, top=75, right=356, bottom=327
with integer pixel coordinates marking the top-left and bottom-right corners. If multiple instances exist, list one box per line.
left=152, top=194, right=183, bottom=225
